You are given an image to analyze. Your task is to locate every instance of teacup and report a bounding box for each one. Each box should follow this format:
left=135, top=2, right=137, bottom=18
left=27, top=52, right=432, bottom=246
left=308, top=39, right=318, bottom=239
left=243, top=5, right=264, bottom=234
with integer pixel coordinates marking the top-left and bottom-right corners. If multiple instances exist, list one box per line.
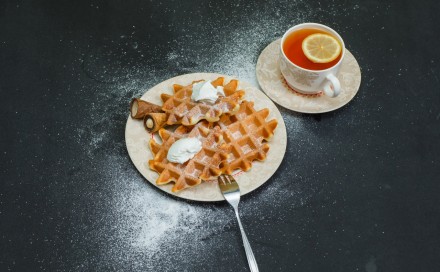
left=280, top=23, right=345, bottom=97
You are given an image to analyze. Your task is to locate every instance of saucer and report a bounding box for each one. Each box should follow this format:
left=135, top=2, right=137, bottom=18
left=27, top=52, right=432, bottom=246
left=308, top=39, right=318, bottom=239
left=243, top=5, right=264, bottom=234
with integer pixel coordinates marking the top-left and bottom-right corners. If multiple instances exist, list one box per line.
left=256, top=39, right=361, bottom=114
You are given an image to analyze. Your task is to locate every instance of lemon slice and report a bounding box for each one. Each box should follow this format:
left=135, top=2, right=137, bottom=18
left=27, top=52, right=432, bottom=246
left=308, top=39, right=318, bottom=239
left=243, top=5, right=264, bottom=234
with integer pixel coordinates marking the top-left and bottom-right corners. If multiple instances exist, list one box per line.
left=302, top=33, right=342, bottom=63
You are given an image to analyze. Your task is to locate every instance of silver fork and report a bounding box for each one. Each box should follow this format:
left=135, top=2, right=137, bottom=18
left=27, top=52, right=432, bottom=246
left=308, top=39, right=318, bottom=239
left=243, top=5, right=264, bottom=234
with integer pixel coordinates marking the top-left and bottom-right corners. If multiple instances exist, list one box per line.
left=218, top=175, right=259, bottom=272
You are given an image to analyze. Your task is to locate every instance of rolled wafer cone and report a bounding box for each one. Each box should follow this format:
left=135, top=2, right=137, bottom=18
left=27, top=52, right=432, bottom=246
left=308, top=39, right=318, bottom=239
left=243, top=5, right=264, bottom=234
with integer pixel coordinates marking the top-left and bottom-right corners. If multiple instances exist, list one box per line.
left=144, top=113, right=168, bottom=133
left=130, top=98, right=162, bottom=119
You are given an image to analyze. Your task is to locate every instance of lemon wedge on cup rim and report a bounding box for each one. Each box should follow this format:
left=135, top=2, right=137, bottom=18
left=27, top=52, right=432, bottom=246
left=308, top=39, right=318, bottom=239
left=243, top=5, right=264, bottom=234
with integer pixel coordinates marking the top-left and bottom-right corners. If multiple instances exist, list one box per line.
left=302, top=33, right=342, bottom=64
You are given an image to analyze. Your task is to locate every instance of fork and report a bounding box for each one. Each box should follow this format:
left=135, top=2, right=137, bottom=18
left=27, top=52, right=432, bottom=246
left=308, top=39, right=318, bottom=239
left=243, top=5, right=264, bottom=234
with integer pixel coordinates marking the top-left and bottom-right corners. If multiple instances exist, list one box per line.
left=218, top=175, right=259, bottom=272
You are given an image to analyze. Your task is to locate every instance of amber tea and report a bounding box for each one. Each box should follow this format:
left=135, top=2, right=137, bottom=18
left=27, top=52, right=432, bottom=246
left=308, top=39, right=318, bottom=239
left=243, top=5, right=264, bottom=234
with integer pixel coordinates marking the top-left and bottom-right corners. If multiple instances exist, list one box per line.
left=282, top=28, right=342, bottom=70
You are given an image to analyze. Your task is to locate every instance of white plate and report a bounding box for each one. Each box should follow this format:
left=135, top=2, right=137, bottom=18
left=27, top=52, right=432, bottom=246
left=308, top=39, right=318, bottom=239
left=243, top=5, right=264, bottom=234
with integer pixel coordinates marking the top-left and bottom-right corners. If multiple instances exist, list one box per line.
left=125, top=73, right=287, bottom=201
left=256, top=39, right=362, bottom=114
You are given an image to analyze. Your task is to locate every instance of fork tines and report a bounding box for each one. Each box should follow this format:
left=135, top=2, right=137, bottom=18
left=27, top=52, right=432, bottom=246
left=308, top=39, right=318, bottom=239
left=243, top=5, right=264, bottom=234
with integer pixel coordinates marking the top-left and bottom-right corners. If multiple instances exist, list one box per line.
left=218, top=174, right=235, bottom=185
left=218, top=175, right=240, bottom=193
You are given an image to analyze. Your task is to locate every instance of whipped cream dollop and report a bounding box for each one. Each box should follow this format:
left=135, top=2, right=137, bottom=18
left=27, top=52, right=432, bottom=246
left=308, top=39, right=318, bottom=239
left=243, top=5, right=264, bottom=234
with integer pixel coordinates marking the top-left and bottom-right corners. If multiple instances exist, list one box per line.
left=191, top=80, right=225, bottom=104
left=166, top=137, right=202, bottom=164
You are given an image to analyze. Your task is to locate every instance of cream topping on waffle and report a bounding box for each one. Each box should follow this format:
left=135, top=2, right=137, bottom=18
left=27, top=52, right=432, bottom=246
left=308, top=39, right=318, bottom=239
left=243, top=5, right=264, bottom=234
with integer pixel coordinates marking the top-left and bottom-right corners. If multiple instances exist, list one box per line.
left=166, top=137, right=202, bottom=164
left=191, top=80, right=225, bottom=104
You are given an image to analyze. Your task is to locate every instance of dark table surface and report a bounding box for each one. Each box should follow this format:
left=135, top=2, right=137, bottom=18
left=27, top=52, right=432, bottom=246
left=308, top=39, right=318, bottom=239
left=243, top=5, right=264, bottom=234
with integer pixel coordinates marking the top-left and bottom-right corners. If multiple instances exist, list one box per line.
left=1, top=0, right=440, bottom=271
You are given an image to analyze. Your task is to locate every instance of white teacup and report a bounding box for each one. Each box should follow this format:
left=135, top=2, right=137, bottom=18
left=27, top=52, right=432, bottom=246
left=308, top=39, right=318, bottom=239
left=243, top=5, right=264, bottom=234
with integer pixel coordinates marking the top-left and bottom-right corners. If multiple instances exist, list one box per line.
left=280, top=23, right=345, bottom=97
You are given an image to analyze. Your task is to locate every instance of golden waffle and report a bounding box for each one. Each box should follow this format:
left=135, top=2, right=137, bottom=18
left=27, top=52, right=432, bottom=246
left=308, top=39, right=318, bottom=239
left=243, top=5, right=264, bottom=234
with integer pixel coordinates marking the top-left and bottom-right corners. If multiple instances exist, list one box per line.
left=160, top=77, right=245, bottom=126
left=149, top=101, right=277, bottom=192
left=149, top=121, right=228, bottom=192
left=217, top=101, right=278, bottom=174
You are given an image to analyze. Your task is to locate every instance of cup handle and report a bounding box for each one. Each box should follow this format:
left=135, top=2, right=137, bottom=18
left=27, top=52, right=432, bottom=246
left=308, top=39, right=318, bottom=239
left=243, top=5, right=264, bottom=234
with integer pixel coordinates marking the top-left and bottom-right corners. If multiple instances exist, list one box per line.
left=323, top=74, right=341, bottom=98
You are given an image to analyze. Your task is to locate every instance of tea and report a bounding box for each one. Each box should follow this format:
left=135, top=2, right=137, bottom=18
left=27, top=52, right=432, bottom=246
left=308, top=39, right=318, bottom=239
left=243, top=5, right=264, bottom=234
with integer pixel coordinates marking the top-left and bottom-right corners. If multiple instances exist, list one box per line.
left=282, top=28, right=342, bottom=70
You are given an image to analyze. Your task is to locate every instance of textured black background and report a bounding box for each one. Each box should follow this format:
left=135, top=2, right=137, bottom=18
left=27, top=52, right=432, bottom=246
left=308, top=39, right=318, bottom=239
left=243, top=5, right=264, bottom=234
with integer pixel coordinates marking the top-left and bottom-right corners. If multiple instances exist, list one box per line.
left=1, top=0, right=440, bottom=271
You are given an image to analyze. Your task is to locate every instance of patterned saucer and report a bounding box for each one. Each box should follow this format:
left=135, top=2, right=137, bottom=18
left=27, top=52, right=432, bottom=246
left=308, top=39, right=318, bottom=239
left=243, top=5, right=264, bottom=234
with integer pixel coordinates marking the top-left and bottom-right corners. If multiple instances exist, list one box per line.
left=256, top=39, right=361, bottom=114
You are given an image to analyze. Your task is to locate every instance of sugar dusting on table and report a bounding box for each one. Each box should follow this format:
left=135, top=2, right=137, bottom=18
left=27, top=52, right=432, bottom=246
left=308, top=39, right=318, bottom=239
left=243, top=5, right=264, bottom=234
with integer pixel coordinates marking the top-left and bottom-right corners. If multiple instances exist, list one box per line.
left=72, top=2, right=311, bottom=270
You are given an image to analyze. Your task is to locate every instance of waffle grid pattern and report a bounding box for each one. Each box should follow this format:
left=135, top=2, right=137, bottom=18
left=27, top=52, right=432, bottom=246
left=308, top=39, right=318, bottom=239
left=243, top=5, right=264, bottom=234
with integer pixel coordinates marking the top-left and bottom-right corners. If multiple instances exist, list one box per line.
left=149, top=121, right=227, bottom=192
left=161, top=77, right=245, bottom=126
left=149, top=100, right=278, bottom=192
left=218, top=101, right=278, bottom=174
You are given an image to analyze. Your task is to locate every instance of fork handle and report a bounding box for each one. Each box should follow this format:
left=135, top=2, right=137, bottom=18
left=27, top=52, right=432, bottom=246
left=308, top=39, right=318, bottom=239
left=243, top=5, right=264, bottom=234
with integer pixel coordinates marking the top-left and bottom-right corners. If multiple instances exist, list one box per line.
left=235, top=209, right=259, bottom=272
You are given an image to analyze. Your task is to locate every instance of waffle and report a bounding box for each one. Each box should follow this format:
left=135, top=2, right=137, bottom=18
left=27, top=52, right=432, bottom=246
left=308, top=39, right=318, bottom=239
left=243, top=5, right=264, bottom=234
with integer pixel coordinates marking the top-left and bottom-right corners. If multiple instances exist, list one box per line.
left=148, top=100, right=278, bottom=192
left=160, top=77, right=245, bottom=126
left=149, top=121, right=228, bottom=192
left=217, top=101, right=278, bottom=174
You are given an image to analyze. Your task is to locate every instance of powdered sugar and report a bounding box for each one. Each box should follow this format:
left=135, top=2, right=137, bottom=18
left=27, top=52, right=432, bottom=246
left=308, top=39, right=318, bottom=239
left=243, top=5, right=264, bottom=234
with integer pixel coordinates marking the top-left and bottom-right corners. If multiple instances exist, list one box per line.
left=73, top=2, right=311, bottom=270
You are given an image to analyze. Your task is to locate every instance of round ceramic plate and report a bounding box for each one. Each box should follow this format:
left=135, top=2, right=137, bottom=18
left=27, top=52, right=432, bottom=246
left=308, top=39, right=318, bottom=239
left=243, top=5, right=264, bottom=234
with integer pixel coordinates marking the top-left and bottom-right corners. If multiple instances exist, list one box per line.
left=256, top=38, right=362, bottom=114
left=125, top=73, right=287, bottom=202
